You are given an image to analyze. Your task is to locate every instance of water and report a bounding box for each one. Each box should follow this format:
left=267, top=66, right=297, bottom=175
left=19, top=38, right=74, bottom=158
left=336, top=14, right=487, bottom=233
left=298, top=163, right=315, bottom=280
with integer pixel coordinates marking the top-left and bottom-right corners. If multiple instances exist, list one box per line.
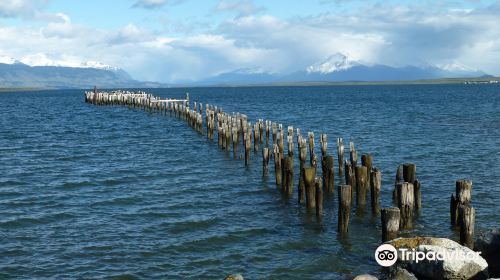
left=1, top=84, right=499, bottom=279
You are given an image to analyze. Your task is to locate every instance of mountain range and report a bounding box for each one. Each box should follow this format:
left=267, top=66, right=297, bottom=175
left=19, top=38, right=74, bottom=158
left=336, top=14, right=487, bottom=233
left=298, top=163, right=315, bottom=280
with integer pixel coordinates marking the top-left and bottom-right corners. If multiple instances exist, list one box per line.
left=0, top=53, right=490, bottom=89
left=0, top=57, right=163, bottom=89
left=199, top=53, right=488, bottom=85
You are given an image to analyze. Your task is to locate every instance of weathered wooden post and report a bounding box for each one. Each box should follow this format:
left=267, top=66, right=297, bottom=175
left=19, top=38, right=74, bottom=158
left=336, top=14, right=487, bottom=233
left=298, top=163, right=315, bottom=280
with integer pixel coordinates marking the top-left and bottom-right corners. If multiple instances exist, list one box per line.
left=337, top=138, right=345, bottom=180
left=304, top=167, right=316, bottom=210
left=345, top=161, right=354, bottom=202
left=393, top=165, right=402, bottom=202
left=459, top=204, right=475, bottom=249
left=284, top=156, right=294, bottom=197
left=338, top=184, right=352, bottom=233
left=349, top=141, right=357, bottom=190
left=272, top=122, right=277, bottom=147
left=273, top=144, right=282, bottom=186
left=370, top=169, right=381, bottom=214
left=414, top=179, right=421, bottom=210
left=232, top=127, right=239, bottom=159
left=265, top=120, right=270, bottom=147
left=324, top=156, right=334, bottom=195
left=258, top=119, right=264, bottom=143
left=308, top=132, right=317, bottom=168
left=225, top=123, right=231, bottom=150
left=361, top=154, right=373, bottom=185
left=298, top=138, right=307, bottom=205
left=403, top=163, right=416, bottom=184
left=315, top=178, right=323, bottom=217
left=397, top=182, right=414, bottom=229
left=262, top=147, right=270, bottom=176
left=253, top=122, right=259, bottom=152
left=451, top=179, right=472, bottom=226
left=381, top=207, right=400, bottom=242
left=355, top=166, right=367, bottom=208
left=244, top=125, right=251, bottom=166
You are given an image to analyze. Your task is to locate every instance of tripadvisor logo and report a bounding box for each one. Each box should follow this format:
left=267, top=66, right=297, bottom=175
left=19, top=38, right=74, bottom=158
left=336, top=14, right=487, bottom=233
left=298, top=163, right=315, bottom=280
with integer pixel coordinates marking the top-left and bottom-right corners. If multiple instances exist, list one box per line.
left=375, top=244, right=398, bottom=267
left=374, top=244, right=482, bottom=267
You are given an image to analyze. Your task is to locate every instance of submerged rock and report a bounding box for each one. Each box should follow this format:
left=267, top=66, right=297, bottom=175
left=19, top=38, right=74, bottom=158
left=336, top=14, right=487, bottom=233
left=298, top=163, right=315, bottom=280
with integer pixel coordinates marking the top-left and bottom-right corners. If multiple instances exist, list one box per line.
left=387, top=237, right=488, bottom=280
left=387, top=267, right=418, bottom=280
left=353, top=274, right=378, bottom=280
left=475, top=228, right=500, bottom=277
left=224, top=273, right=244, bottom=280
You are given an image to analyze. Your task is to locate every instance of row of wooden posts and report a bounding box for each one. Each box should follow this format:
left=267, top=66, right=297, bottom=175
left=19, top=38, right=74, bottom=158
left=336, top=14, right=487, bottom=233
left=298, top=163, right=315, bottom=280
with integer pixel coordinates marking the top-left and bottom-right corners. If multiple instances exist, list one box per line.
left=85, top=89, right=476, bottom=247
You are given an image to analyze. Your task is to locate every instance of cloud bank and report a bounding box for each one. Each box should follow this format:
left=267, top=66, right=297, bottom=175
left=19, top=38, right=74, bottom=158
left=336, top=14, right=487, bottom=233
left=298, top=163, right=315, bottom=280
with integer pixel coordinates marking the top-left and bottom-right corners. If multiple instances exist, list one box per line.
left=0, top=1, right=499, bottom=82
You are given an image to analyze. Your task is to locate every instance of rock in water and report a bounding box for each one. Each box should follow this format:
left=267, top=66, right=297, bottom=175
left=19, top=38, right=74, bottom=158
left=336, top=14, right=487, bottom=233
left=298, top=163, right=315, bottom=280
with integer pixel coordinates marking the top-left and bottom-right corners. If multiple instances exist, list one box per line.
left=388, top=237, right=489, bottom=280
left=475, top=228, right=500, bottom=277
left=353, top=274, right=378, bottom=280
left=224, top=274, right=244, bottom=280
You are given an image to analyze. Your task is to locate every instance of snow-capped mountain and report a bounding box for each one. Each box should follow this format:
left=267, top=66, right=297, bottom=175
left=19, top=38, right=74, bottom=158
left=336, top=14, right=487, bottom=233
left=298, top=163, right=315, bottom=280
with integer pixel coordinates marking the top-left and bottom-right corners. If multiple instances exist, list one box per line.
left=0, top=54, right=162, bottom=88
left=306, top=53, right=360, bottom=74
left=281, top=53, right=487, bottom=83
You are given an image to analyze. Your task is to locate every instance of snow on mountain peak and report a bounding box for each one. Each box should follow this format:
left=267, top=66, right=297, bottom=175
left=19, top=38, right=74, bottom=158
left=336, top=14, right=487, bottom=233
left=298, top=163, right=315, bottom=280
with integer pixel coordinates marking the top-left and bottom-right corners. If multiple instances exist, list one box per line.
left=80, top=61, right=120, bottom=71
left=5, top=53, right=121, bottom=71
left=0, top=56, right=19, bottom=64
left=232, top=67, right=269, bottom=75
left=306, top=53, right=359, bottom=74
left=436, top=62, right=478, bottom=73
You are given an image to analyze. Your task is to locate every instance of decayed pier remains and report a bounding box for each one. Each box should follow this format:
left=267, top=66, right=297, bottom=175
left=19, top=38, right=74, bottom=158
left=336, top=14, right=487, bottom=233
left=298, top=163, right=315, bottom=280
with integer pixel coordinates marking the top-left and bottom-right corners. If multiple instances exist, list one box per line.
left=84, top=89, right=476, bottom=246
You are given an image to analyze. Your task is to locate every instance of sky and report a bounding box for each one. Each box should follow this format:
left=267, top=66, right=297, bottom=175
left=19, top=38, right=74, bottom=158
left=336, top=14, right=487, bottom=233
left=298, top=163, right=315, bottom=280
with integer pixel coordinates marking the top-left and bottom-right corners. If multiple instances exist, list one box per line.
left=0, top=0, right=499, bottom=82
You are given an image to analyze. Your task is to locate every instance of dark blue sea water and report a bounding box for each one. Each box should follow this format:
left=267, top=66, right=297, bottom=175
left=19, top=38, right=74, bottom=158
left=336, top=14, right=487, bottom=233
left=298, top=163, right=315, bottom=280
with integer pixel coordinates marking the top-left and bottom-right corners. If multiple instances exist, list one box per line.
left=1, top=84, right=499, bottom=279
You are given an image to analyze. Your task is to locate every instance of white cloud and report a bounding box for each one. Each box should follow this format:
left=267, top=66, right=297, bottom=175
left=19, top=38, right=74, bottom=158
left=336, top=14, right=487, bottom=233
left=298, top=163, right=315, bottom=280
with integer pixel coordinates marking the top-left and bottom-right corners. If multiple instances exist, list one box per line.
left=1, top=1, right=500, bottom=82
left=0, top=0, right=48, bottom=18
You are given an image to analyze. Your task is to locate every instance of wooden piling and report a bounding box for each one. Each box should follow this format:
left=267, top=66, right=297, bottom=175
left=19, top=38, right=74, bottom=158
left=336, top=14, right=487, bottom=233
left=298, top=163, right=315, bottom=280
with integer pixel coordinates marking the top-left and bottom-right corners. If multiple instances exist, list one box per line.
left=370, top=169, right=381, bottom=214
left=345, top=161, right=354, bottom=202
left=451, top=179, right=472, bottom=226
left=323, top=156, right=335, bottom=195
left=282, top=156, right=294, bottom=197
left=315, top=178, right=323, bottom=217
left=304, top=167, right=316, bottom=209
left=338, top=184, right=352, bottom=233
left=244, top=125, right=251, bottom=165
left=355, top=166, right=368, bottom=207
left=393, top=165, right=402, bottom=202
left=308, top=132, right=316, bottom=168
left=414, top=179, right=421, bottom=210
left=381, top=207, right=400, bottom=242
left=459, top=204, right=475, bottom=249
left=273, top=144, right=282, bottom=186
left=402, top=163, right=416, bottom=183
left=298, top=138, right=307, bottom=205
left=361, top=154, right=373, bottom=185
left=397, top=182, right=414, bottom=229
left=262, top=147, right=270, bottom=176
left=337, top=138, right=345, bottom=181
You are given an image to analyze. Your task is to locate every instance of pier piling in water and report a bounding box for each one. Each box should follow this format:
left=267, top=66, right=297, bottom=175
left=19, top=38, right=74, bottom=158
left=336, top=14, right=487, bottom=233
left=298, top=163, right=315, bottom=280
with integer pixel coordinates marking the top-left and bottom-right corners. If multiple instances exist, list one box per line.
left=338, top=184, right=352, bottom=233
left=370, top=169, right=381, bottom=214
left=355, top=166, right=368, bottom=207
left=397, top=182, right=414, bottom=229
left=315, top=178, right=323, bottom=217
left=304, top=167, right=317, bottom=210
left=337, top=138, right=345, bottom=181
left=381, top=207, right=400, bottom=242
left=262, top=147, right=270, bottom=176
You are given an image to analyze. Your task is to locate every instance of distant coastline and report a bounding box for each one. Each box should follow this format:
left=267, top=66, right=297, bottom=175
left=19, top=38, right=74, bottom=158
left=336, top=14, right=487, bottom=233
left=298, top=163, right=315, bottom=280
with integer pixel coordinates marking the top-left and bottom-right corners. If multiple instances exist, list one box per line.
left=172, top=76, right=500, bottom=88
left=1, top=76, right=499, bottom=91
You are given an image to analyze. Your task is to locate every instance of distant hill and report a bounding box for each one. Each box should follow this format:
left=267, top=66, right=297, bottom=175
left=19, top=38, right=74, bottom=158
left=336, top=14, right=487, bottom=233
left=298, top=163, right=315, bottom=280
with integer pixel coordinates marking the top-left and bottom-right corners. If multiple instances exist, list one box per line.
left=198, top=53, right=488, bottom=85
left=0, top=60, right=165, bottom=89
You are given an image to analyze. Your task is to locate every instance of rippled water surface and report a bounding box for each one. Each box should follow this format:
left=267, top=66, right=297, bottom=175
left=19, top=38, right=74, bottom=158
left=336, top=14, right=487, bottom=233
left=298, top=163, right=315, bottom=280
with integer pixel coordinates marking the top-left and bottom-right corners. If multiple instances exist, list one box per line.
left=1, top=85, right=499, bottom=279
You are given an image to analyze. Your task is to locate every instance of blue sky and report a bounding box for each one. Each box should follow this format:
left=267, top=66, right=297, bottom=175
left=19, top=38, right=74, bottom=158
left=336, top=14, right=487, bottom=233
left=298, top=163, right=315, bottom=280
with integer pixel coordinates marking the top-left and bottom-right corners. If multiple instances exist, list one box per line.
left=0, top=0, right=499, bottom=82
